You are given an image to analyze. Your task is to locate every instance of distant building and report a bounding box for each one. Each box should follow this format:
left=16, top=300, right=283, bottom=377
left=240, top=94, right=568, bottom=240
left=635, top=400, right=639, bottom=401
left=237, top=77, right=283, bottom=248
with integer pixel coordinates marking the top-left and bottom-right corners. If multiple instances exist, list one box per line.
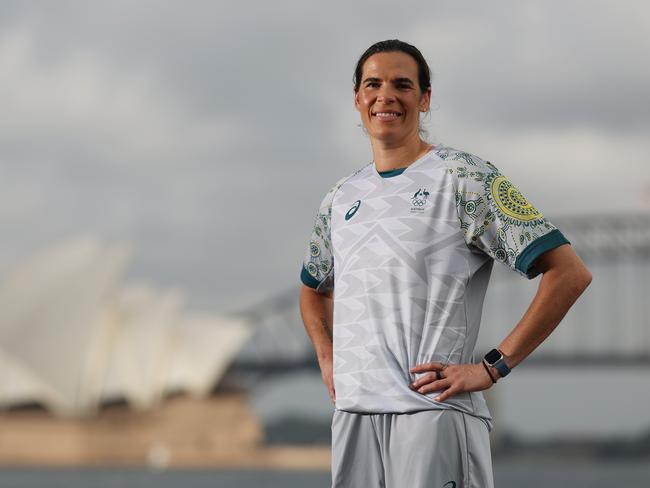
left=0, top=236, right=251, bottom=416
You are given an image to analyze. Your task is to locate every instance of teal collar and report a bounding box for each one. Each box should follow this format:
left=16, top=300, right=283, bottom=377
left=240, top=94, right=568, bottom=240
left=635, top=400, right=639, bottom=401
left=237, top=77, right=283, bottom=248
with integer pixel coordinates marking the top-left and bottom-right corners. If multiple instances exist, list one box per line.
left=378, top=167, right=407, bottom=178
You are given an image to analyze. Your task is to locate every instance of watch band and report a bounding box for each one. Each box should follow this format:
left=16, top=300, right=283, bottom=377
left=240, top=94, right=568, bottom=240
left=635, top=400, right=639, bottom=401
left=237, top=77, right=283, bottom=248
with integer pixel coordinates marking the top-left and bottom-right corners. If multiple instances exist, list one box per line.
left=481, top=360, right=497, bottom=384
left=484, top=348, right=511, bottom=378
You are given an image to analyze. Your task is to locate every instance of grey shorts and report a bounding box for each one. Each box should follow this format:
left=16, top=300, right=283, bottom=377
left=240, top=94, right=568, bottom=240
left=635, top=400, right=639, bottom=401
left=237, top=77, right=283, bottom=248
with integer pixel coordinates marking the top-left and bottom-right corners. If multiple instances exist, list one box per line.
left=331, top=408, right=493, bottom=488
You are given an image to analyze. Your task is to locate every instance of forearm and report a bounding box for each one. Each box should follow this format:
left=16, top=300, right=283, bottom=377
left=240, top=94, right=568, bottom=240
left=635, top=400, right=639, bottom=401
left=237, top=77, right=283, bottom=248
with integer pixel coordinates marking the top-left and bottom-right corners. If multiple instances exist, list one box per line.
left=299, top=285, right=334, bottom=363
left=498, top=246, right=592, bottom=369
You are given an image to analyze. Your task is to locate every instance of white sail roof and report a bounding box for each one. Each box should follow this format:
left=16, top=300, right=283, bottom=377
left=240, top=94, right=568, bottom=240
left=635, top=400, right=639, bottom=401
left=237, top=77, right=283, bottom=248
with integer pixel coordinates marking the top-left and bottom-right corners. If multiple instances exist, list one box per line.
left=0, top=236, right=252, bottom=416
left=101, top=283, right=185, bottom=409
left=0, top=350, right=59, bottom=407
left=164, top=314, right=252, bottom=397
left=0, top=236, right=129, bottom=415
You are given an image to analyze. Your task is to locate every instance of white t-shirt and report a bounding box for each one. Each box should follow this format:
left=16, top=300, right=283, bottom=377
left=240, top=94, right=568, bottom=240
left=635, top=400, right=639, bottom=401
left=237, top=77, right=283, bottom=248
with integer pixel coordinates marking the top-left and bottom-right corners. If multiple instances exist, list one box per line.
left=300, top=144, right=569, bottom=427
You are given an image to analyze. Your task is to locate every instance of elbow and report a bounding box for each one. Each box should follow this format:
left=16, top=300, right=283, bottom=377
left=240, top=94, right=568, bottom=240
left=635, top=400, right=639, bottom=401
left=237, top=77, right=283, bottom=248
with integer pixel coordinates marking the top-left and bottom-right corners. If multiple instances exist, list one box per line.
left=582, top=268, right=593, bottom=289
left=571, top=265, right=592, bottom=297
left=538, top=245, right=592, bottom=297
left=579, top=262, right=592, bottom=289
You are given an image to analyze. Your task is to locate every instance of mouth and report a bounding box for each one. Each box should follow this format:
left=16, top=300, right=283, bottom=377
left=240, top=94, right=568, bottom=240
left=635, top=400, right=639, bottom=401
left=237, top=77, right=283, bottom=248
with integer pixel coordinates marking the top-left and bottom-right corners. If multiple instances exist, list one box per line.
left=372, top=110, right=402, bottom=121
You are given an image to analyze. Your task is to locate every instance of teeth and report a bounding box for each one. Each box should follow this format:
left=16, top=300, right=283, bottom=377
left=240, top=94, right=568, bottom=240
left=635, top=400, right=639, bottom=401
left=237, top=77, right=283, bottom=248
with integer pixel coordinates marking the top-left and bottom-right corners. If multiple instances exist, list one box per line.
left=375, top=112, right=401, bottom=117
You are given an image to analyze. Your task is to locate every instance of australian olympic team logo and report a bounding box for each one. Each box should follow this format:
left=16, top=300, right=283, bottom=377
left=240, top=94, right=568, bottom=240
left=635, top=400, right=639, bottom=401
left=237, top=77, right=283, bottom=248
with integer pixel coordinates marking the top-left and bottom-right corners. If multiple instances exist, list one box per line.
left=410, top=188, right=430, bottom=213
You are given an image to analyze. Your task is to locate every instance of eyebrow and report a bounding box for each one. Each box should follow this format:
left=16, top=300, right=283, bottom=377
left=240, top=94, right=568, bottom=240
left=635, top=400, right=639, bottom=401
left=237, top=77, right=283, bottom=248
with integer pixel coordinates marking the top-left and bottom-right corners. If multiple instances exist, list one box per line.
left=394, top=77, right=414, bottom=85
left=363, top=77, right=382, bottom=84
left=362, top=76, right=415, bottom=86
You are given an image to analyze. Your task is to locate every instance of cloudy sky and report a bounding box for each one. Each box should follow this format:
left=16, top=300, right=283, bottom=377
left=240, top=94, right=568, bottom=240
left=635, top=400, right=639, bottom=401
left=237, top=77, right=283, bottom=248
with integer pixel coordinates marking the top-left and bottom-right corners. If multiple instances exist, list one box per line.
left=1, top=1, right=648, bottom=313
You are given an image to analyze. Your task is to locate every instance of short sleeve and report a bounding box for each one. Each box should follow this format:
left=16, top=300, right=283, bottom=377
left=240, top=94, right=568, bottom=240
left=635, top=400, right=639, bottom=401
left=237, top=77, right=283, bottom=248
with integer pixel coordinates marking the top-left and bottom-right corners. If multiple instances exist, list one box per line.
left=443, top=149, right=570, bottom=279
left=300, top=176, right=348, bottom=293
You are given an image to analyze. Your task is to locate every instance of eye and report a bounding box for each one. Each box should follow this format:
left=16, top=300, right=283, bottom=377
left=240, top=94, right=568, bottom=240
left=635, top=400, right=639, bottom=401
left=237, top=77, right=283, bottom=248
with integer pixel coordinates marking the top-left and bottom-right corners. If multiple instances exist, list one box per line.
left=365, top=81, right=380, bottom=88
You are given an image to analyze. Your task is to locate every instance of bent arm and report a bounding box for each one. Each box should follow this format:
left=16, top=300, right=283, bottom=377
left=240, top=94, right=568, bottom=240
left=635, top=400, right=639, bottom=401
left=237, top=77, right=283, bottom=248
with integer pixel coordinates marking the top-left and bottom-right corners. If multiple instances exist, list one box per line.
left=498, top=243, right=593, bottom=371
left=410, top=243, right=593, bottom=400
left=299, top=284, right=335, bottom=402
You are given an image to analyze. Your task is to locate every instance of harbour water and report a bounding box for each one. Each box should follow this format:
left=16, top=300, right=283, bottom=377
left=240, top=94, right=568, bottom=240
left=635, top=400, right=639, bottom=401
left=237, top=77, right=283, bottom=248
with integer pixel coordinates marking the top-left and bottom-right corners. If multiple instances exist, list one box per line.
left=1, top=462, right=649, bottom=488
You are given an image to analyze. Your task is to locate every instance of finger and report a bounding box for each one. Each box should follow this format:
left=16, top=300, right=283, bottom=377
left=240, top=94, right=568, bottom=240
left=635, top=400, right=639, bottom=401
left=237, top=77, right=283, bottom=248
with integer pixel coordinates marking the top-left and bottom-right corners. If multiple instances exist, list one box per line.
left=417, top=378, right=451, bottom=395
left=409, top=372, right=438, bottom=390
left=409, top=361, right=446, bottom=373
left=434, top=385, right=460, bottom=402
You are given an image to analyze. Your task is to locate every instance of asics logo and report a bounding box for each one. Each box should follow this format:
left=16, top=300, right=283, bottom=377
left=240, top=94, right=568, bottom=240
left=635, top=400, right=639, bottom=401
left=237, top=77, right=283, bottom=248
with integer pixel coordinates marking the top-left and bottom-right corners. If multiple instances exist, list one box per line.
left=345, top=200, right=361, bottom=221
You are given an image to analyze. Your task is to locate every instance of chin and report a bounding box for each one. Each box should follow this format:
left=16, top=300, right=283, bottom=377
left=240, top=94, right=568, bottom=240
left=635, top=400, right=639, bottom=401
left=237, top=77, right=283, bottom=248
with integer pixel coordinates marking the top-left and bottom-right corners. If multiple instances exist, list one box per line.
left=370, top=128, right=407, bottom=142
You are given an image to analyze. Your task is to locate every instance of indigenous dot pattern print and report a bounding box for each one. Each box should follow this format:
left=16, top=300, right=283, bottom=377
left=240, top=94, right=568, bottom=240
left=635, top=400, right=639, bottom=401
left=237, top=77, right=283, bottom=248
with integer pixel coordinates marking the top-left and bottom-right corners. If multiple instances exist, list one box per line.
left=437, top=148, right=559, bottom=275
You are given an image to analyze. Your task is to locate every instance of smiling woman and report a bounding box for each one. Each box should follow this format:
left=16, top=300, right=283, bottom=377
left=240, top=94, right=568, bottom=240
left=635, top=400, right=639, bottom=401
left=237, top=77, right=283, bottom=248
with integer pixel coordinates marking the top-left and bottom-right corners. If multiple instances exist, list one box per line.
left=353, top=40, right=432, bottom=159
left=298, top=39, right=591, bottom=488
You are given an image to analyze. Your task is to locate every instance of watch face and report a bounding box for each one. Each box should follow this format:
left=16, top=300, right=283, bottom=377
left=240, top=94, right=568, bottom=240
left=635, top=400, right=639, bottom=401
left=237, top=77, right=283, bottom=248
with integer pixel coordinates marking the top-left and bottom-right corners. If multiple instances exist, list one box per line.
left=485, top=349, right=503, bottom=364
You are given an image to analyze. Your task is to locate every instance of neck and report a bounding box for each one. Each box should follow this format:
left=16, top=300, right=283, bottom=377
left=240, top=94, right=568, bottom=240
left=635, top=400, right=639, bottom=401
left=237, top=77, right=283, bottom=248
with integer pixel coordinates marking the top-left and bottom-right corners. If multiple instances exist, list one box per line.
left=371, top=135, right=433, bottom=172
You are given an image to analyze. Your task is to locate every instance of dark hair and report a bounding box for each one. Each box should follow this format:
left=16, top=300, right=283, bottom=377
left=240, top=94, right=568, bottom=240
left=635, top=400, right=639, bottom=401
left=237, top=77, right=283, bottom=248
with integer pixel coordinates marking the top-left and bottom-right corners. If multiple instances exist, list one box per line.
left=353, top=39, right=431, bottom=93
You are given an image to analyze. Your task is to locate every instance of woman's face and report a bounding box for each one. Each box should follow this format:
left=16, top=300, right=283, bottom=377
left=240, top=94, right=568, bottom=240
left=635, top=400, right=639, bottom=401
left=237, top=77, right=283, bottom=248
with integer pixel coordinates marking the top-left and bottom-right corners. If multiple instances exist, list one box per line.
left=354, top=51, right=431, bottom=145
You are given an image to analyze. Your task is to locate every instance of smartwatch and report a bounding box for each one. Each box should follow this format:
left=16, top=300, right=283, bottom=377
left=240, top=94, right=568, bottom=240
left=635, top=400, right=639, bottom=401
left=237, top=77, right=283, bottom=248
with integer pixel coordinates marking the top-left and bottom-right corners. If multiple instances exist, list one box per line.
left=484, top=348, right=511, bottom=378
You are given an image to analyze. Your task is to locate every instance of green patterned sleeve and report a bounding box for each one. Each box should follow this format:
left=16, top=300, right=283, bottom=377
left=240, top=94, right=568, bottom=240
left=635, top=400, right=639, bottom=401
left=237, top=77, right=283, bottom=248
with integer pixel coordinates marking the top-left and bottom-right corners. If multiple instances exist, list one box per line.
left=444, top=150, right=570, bottom=279
left=300, top=178, right=346, bottom=293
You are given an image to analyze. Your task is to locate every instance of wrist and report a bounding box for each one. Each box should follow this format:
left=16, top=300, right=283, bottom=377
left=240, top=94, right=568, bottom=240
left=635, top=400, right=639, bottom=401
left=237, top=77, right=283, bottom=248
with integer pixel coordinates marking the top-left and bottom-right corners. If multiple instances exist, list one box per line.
left=498, top=349, right=518, bottom=369
left=483, top=348, right=511, bottom=378
left=481, top=360, right=497, bottom=384
left=488, top=363, right=501, bottom=380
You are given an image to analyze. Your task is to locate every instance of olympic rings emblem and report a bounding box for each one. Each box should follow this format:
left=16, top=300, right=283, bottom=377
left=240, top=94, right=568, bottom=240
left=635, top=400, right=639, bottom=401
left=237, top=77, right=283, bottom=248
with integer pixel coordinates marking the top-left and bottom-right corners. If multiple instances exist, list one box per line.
left=411, top=199, right=427, bottom=207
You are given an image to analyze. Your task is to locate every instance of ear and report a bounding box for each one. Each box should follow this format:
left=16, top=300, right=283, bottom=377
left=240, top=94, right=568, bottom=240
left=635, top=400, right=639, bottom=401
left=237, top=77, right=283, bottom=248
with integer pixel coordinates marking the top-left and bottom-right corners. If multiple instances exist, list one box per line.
left=354, top=90, right=361, bottom=112
left=419, top=87, right=432, bottom=112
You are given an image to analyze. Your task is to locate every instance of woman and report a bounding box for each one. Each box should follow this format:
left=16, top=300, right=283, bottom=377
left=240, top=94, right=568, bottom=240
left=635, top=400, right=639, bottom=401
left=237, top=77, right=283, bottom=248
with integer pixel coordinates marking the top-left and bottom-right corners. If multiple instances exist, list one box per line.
left=299, top=39, right=591, bottom=488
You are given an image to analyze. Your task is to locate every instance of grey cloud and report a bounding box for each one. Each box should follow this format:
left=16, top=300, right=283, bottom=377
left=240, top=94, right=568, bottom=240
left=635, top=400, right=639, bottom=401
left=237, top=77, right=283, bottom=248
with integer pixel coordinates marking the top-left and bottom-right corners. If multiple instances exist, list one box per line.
left=416, top=2, right=650, bottom=132
left=0, top=1, right=648, bottom=311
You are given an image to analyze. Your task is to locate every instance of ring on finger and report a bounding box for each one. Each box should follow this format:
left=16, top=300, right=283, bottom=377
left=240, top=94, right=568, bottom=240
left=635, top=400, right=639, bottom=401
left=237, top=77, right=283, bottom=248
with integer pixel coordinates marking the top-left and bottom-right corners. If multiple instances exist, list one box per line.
left=435, top=370, right=444, bottom=380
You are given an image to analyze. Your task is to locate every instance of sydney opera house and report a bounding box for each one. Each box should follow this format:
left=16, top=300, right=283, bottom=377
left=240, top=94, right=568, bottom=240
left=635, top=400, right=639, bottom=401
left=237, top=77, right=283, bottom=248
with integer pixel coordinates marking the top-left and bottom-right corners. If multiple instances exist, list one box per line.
left=0, top=236, right=329, bottom=468
left=1, top=214, right=649, bottom=467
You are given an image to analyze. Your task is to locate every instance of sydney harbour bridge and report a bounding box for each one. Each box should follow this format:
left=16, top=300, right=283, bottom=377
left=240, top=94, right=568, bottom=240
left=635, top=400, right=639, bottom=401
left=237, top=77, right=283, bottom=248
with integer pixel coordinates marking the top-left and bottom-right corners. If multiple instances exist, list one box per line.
left=234, top=213, right=650, bottom=370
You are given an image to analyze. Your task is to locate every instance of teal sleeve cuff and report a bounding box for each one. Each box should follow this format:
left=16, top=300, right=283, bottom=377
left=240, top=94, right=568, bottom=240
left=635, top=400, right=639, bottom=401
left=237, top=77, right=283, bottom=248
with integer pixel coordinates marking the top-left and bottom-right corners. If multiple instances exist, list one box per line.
left=300, top=264, right=321, bottom=289
left=515, top=229, right=571, bottom=279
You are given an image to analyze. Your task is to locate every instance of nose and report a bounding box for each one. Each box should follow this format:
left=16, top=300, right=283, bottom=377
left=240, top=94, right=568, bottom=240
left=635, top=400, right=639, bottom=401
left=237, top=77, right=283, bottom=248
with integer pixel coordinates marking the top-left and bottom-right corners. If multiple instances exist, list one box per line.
left=377, top=85, right=396, bottom=104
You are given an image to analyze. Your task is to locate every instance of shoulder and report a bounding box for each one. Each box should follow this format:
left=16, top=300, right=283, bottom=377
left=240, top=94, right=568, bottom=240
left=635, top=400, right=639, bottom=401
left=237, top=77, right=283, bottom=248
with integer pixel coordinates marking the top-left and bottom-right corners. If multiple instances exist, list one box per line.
left=433, top=144, right=499, bottom=182
left=318, top=162, right=373, bottom=210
